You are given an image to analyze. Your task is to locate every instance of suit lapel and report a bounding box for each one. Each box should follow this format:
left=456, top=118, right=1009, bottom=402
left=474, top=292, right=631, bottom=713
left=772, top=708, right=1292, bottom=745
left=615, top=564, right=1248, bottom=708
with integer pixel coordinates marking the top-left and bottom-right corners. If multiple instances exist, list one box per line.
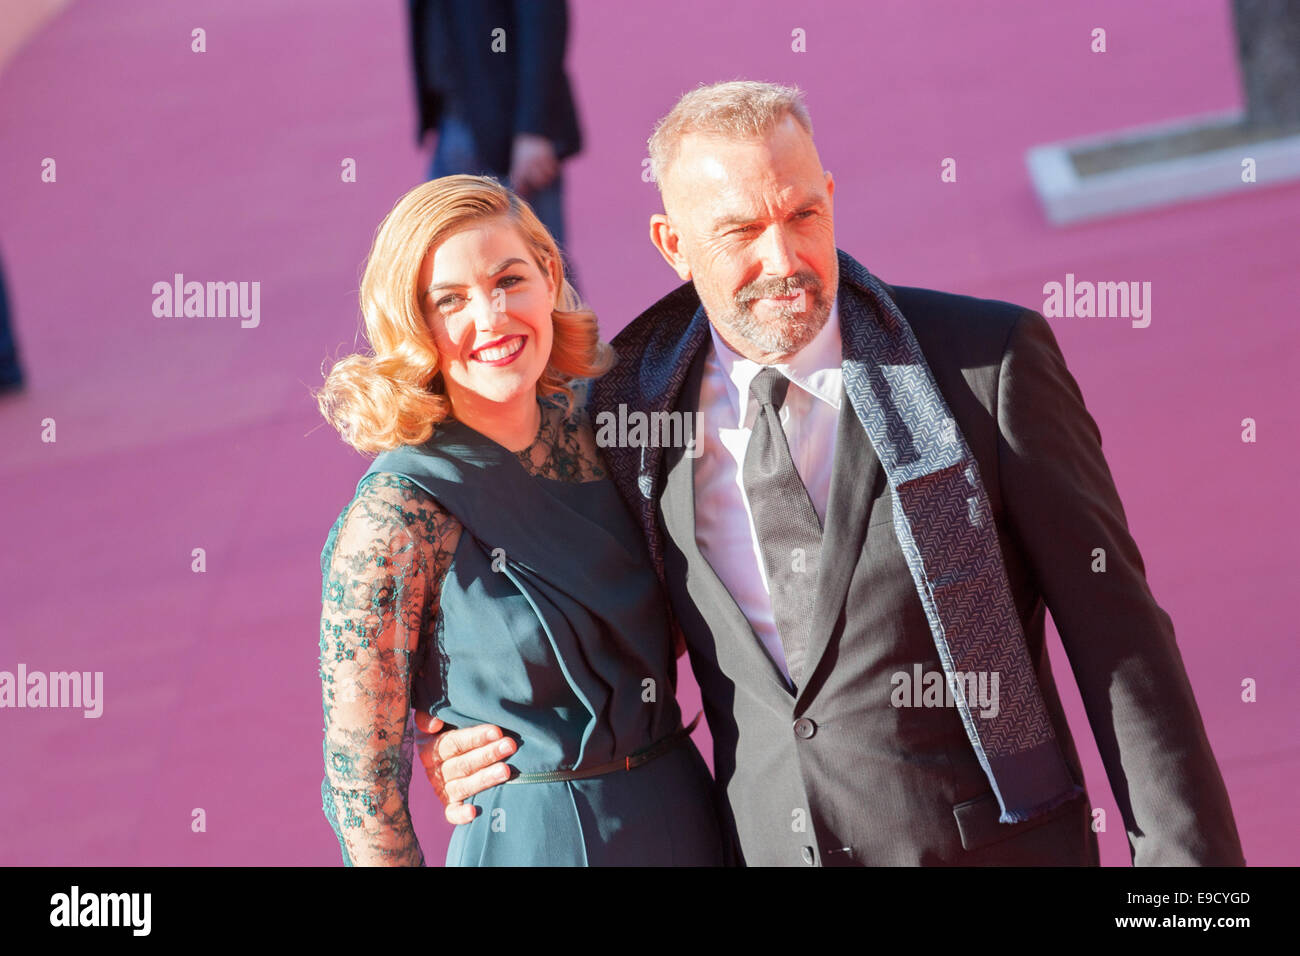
left=661, top=342, right=797, bottom=699
left=796, top=374, right=884, bottom=703
left=790, top=280, right=894, bottom=697
left=794, top=281, right=890, bottom=700
left=629, top=305, right=712, bottom=587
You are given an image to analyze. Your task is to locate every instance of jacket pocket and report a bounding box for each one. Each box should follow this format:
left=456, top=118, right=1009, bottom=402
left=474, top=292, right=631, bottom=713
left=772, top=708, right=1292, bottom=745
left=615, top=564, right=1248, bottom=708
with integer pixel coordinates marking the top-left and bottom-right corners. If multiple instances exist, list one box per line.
left=952, top=790, right=1086, bottom=853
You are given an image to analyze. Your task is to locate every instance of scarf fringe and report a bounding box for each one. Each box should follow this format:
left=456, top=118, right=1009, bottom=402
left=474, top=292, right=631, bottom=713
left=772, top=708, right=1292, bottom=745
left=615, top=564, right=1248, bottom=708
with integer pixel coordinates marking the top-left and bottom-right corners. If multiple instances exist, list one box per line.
left=997, top=783, right=1087, bottom=824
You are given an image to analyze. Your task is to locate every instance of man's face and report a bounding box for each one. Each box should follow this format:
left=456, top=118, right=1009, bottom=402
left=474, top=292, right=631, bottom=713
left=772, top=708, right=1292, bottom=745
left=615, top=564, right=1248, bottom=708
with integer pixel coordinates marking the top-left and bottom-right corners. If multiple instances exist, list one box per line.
left=653, top=113, right=837, bottom=363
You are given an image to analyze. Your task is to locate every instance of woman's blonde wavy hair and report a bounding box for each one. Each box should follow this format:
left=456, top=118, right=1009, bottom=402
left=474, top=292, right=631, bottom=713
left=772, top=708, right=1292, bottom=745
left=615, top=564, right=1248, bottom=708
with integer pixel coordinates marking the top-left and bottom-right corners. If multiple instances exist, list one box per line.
left=315, top=174, right=613, bottom=454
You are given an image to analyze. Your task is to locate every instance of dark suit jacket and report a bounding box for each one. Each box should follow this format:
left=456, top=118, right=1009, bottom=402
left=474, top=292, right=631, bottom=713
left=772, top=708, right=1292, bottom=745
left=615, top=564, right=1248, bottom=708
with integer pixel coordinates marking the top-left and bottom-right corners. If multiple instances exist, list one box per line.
left=408, top=0, right=582, bottom=173
left=589, top=249, right=1245, bottom=866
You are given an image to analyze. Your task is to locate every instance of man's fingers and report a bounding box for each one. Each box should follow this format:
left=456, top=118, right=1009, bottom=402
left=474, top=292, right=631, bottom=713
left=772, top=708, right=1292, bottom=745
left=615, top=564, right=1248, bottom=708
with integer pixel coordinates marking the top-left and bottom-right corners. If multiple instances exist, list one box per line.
left=414, top=734, right=441, bottom=787
left=436, top=723, right=507, bottom=759
left=442, top=740, right=516, bottom=801
left=409, top=720, right=513, bottom=809
left=441, top=735, right=515, bottom=783
left=445, top=801, right=478, bottom=825
left=444, top=760, right=514, bottom=804
left=412, top=711, right=444, bottom=735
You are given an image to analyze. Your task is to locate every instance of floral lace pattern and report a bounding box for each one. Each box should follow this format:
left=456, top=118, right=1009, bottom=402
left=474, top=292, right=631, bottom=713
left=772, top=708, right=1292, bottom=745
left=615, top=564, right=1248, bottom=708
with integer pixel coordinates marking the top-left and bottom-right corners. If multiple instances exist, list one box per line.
left=512, top=394, right=607, bottom=483
left=318, top=397, right=608, bottom=865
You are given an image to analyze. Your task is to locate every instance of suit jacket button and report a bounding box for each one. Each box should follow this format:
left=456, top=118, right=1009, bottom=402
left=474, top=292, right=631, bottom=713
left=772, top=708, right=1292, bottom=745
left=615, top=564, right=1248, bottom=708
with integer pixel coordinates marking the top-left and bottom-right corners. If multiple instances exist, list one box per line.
left=793, top=717, right=816, bottom=739
left=801, top=845, right=816, bottom=865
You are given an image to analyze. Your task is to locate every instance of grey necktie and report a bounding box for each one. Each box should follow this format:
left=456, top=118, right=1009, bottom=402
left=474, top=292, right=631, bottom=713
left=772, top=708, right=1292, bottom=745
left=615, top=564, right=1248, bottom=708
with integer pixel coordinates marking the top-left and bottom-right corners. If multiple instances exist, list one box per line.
left=742, top=367, right=822, bottom=689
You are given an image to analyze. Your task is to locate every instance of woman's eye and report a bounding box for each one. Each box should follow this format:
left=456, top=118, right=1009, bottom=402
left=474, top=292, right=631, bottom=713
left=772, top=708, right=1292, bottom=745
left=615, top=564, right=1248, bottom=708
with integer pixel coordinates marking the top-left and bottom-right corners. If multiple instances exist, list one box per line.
left=435, top=276, right=521, bottom=309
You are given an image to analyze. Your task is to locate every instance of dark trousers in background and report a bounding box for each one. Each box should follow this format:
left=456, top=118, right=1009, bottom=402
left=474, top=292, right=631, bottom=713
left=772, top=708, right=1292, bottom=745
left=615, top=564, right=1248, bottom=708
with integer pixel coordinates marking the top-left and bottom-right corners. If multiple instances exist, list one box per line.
left=0, top=250, right=23, bottom=390
left=429, top=114, right=579, bottom=296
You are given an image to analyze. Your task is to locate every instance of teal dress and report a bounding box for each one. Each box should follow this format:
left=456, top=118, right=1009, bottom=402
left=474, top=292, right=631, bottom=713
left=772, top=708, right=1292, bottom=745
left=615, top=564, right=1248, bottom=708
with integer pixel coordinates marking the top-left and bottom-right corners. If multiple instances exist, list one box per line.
left=320, top=399, right=725, bottom=866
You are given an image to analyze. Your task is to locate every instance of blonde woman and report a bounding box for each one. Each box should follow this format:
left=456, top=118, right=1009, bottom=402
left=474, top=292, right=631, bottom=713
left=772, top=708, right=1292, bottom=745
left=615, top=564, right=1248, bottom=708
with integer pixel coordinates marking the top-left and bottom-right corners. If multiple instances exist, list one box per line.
left=314, top=175, right=725, bottom=866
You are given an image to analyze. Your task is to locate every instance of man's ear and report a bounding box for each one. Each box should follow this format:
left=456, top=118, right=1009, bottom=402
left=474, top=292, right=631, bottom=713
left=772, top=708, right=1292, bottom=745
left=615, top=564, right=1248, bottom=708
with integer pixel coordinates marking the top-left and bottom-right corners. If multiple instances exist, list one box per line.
left=649, top=214, right=692, bottom=281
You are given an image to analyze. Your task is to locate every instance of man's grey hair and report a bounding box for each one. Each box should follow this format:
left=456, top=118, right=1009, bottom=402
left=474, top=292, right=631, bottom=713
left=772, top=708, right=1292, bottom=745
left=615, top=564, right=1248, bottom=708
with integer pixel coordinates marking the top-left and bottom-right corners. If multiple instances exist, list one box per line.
left=647, top=79, right=814, bottom=191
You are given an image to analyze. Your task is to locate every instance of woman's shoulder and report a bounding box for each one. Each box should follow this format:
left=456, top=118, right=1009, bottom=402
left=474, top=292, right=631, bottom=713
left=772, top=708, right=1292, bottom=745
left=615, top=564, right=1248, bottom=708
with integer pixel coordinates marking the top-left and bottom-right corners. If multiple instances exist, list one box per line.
left=322, top=472, right=463, bottom=579
left=352, top=471, right=463, bottom=544
left=352, top=470, right=440, bottom=511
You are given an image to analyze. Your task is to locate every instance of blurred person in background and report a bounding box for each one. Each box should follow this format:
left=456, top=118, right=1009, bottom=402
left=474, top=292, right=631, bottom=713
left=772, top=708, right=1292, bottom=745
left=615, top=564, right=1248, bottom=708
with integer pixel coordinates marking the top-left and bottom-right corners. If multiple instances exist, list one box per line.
left=409, top=0, right=583, bottom=290
left=0, top=249, right=23, bottom=394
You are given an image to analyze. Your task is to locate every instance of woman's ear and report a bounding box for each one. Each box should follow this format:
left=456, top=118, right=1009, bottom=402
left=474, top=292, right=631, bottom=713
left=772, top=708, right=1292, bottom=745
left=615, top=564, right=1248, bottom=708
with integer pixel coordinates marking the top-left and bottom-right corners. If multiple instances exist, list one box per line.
left=544, top=256, right=560, bottom=302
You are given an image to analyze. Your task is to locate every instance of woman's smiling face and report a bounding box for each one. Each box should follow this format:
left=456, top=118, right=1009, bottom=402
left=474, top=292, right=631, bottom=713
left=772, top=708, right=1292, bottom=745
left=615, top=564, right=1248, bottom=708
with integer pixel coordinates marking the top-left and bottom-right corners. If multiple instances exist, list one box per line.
left=419, top=216, right=556, bottom=410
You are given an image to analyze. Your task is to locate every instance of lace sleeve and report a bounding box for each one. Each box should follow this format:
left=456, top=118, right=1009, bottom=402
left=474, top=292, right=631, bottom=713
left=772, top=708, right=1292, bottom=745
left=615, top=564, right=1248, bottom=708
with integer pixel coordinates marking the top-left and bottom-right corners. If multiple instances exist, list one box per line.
left=318, top=474, right=444, bottom=866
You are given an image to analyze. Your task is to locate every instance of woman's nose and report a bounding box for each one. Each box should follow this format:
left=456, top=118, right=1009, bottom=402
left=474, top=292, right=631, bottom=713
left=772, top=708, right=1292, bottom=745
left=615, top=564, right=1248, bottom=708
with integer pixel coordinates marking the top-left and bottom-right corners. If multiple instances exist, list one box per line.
left=470, top=290, right=511, bottom=332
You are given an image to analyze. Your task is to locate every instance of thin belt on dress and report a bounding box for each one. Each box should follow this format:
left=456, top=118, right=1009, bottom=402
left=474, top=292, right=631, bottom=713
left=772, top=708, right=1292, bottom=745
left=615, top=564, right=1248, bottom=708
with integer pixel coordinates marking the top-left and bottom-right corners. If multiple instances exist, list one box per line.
left=502, top=712, right=702, bottom=785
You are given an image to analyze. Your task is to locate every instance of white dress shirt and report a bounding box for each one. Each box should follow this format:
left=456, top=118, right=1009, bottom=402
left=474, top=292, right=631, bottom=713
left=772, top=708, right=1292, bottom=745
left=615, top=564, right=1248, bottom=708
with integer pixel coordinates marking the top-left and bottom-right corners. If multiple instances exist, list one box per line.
left=693, top=296, right=844, bottom=685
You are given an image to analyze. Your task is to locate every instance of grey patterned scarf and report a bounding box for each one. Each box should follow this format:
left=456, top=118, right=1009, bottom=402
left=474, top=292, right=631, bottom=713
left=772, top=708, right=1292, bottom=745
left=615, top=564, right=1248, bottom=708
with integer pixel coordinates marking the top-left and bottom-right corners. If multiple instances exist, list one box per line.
left=843, top=272, right=1084, bottom=823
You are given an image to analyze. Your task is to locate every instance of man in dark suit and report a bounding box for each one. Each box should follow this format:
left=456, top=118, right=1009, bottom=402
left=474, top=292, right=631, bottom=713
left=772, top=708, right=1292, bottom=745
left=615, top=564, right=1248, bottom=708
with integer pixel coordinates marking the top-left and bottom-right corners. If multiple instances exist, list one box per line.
left=417, top=80, right=1244, bottom=866
left=408, top=0, right=581, bottom=258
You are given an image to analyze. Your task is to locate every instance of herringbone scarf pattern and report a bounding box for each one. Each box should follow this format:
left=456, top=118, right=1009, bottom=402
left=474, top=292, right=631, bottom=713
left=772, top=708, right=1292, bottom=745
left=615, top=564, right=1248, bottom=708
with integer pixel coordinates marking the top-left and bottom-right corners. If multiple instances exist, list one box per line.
left=841, top=266, right=1081, bottom=822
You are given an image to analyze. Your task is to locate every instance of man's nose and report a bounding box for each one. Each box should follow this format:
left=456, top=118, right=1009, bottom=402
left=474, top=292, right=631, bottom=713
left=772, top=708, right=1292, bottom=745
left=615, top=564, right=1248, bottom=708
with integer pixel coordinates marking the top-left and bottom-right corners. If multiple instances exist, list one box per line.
left=757, top=224, right=797, bottom=278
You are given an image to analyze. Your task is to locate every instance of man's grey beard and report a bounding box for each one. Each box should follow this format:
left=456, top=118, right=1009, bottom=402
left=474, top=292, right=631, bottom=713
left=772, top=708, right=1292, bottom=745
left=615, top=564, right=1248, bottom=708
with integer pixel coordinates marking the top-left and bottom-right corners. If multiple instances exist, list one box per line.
left=714, top=277, right=832, bottom=356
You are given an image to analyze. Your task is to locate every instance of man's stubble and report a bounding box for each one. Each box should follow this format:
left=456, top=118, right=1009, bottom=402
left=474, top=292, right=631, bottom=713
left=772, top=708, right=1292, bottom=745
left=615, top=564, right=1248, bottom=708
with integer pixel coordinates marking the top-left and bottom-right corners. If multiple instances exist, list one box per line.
left=706, top=271, right=833, bottom=359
